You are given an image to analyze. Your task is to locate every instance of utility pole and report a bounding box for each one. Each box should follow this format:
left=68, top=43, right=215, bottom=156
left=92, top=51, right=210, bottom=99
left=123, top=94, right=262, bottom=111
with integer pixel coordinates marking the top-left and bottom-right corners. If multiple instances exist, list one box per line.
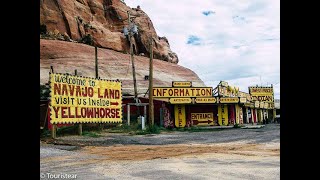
left=127, top=11, right=139, bottom=104
left=95, top=46, right=98, bottom=78
left=148, top=37, right=154, bottom=126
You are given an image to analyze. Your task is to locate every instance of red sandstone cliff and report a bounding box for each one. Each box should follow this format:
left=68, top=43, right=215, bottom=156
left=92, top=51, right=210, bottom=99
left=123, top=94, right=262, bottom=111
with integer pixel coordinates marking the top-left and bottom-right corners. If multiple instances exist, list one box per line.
left=40, top=0, right=178, bottom=63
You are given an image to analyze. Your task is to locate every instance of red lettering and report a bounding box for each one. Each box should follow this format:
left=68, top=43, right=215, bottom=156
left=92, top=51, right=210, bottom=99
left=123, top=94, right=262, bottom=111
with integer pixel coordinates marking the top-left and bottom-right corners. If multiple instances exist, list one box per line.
left=68, top=85, right=75, bottom=96
left=94, top=108, right=100, bottom=118
left=98, top=88, right=103, bottom=98
left=82, top=87, right=87, bottom=96
left=174, top=89, right=179, bottom=96
left=68, top=107, right=75, bottom=118
left=106, top=108, right=111, bottom=118
left=185, top=89, right=190, bottom=96
left=54, top=83, right=61, bottom=95
left=115, top=109, right=120, bottom=118
left=163, top=89, right=167, bottom=96
left=196, top=89, right=200, bottom=96
left=75, top=86, right=81, bottom=96
left=53, top=106, right=60, bottom=118
left=115, top=90, right=120, bottom=99
left=111, top=109, right=116, bottom=118
left=75, top=107, right=81, bottom=118
left=88, top=87, right=94, bottom=97
left=109, top=89, right=114, bottom=99
left=87, top=108, right=94, bottom=118
left=190, top=89, right=195, bottom=96
left=179, top=89, right=184, bottom=96
left=206, top=89, right=212, bottom=96
left=156, top=89, right=162, bottom=96
left=81, top=107, right=86, bottom=118
left=100, top=108, right=105, bottom=118
left=61, top=107, right=67, bottom=118
left=62, top=84, right=68, bottom=96
left=201, top=89, right=205, bottom=96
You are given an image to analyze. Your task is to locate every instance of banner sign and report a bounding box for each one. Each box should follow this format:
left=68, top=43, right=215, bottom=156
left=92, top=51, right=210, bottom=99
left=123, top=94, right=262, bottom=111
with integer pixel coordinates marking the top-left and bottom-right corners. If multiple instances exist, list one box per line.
left=49, top=73, right=122, bottom=124
left=249, top=87, right=274, bottom=102
left=169, top=98, right=192, bottom=104
left=219, top=97, right=239, bottom=103
left=172, top=81, right=192, bottom=87
left=191, top=113, right=214, bottom=125
left=195, top=97, right=217, bottom=103
left=153, top=87, right=212, bottom=98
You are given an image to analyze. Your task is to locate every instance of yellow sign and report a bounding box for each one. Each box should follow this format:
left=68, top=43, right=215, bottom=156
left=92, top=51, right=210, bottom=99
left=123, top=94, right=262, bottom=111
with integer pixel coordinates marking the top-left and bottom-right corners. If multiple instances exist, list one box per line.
left=239, top=106, right=243, bottom=124
left=239, top=97, right=247, bottom=103
left=249, top=87, right=274, bottom=102
left=218, top=104, right=228, bottom=126
left=254, top=101, right=260, bottom=108
left=169, top=98, right=192, bottom=104
left=174, top=105, right=186, bottom=128
left=235, top=104, right=240, bottom=124
left=219, top=97, right=239, bottom=103
left=260, top=102, right=265, bottom=108
left=153, top=87, right=212, bottom=98
left=195, top=97, right=216, bottom=103
left=235, top=104, right=244, bottom=124
left=191, top=113, right=214, bottom=126
left=172, top=81, right=192, bottom=87
left=49, top=73, right=122, bottom=124
left=264, top=103, right=268, bottom=109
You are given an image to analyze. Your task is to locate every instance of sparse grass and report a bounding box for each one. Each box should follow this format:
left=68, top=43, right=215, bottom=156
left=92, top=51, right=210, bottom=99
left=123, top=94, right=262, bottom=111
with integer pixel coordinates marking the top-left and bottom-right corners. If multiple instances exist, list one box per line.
left=56, top=125, right=78, bottom=136
left=82, top=131, right=101, bottom=138
left=40, top=129, right=51, bottom=138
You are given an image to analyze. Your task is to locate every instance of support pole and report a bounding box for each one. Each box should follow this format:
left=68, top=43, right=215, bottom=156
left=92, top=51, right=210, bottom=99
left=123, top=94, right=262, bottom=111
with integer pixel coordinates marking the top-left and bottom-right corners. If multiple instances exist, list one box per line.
left=52, top=124, right=56, bottom=139
left=75, top=69, right=82, bottom=135
left=144, top=105, right=147, bottom=126
left=127, top=104, right=130, bottom=126
left=95, top=46, right=98, bottom=78
left=148, top=37, right=154, bottom=126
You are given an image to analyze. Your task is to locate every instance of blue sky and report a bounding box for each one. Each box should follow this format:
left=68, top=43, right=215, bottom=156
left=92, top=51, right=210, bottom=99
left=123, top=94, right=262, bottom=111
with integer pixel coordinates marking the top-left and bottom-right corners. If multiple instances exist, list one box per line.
left=126, top=0, right=280, bottom=99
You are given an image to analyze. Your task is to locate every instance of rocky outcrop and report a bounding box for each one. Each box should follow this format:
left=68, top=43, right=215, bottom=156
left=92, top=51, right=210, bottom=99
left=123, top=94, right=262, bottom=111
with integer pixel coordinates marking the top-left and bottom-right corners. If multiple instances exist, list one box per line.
left=40, top=39, right=204, bottom=95
left=40, top=0, right=179, bottom=63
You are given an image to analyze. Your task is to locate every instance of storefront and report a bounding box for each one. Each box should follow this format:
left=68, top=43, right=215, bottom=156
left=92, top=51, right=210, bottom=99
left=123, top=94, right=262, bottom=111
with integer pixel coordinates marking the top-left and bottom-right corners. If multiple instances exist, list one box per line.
left=249, top=86, right=276, bottom=124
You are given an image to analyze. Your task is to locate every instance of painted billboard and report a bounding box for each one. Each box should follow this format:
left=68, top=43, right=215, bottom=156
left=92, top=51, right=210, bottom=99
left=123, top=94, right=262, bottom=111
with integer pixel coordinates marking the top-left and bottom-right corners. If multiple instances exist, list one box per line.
left=153, top=87, right=212, bottom=98
left=249, top=87, right=274, bottom=103
left=49, top=73, right=122, bottom=124
left=191, top=113, right=214, bottom=126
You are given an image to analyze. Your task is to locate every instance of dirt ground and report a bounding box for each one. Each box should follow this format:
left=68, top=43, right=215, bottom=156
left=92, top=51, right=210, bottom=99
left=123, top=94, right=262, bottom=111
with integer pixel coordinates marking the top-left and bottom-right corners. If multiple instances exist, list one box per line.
left=40, top=124, right=280, bottom=179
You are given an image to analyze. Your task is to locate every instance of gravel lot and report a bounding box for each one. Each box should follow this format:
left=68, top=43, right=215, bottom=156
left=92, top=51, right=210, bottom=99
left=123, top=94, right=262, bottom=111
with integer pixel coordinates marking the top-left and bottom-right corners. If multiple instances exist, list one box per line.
left=40, top=124, right=280, bottom=179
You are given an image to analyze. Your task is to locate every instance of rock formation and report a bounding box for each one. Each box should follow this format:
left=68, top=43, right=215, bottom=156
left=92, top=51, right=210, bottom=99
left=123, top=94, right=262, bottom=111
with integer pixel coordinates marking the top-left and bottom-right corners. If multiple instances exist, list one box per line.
left=40, top=0, right=179, bottom=63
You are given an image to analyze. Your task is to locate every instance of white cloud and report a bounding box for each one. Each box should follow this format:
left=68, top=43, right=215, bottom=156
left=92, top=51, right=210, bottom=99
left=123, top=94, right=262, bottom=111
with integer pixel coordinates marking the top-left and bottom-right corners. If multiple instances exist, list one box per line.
left=125, top=0, right=280, bottom=99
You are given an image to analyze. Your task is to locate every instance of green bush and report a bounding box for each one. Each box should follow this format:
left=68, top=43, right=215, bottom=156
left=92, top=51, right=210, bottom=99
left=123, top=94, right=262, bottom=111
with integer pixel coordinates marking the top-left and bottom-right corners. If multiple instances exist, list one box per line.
left=82, top=131, right=101, bottom=138
left=146, top=125, right=160, bottom=134
left=40, top=24, right=47, bottom=34
left=40, top=84, right=50, bottom=100
left=233, top=123, right=241, bottom=128
left=81, top=34, right=94, bottom=45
